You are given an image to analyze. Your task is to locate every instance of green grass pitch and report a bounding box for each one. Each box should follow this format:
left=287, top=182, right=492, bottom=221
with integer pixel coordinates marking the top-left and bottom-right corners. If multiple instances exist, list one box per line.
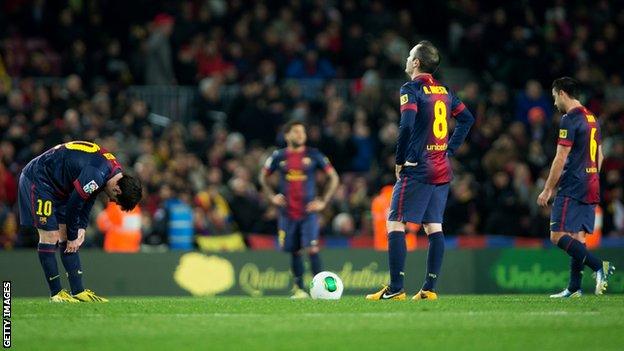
left=12, top=295, right=624, bottom=350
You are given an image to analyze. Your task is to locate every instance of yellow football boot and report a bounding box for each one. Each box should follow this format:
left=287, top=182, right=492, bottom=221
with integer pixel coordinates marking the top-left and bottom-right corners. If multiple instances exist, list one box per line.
left=290, top=287, right=310, bottom=299
left=366, top=286, right=406, bottom=300
left=412, top=289, right=438, bottom=300
left=50, top=289, right=80, bottom=303
left=73, top=289, right=109, bottom=302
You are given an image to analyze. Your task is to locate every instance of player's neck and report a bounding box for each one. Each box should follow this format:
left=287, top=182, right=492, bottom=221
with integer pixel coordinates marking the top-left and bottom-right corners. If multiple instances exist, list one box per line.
left=287, top=145, right=305, bottom=153
left=411, top=72, right=431, bottom=80
left=565, top=100, right=583, bottom=113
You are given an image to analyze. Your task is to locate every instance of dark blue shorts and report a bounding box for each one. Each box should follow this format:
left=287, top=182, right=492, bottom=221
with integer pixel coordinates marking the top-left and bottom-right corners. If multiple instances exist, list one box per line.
left=18, top=172, right=66, bottom=231
left=550, top=196, right=596, bottom=234
left=387, top=175, right=449, bottom=224
left=278, top=214, right=320, bottom=252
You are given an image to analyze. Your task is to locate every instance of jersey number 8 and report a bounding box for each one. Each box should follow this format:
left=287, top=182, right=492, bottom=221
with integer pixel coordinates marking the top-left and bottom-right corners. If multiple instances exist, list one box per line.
left=433, top=100, right=448, bottom=139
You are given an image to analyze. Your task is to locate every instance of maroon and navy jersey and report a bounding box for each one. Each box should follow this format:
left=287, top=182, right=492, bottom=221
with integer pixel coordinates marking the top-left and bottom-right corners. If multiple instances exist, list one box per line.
left=263, top=147, right=333, bottom=219
left=397, top=74, right=471, bottom=184
left=557, top=106, right=601, bottom=204
left=24, top=141, right=122, bottom=200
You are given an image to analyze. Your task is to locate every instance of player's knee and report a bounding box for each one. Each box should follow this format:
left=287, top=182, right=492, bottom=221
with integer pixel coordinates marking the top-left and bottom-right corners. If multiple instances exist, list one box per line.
left=386, top=221, right=405, bottom=233
left=306, top=246, right=320, bottom=255
left=573, top=231, right=587, bottom=244
left=423, top=223, right=442, bottom=235
left=550, top=232, right=564, bottom=245
left=58, top=224, right=67, bottom=241
left=38, top=230, right=60, bottom=244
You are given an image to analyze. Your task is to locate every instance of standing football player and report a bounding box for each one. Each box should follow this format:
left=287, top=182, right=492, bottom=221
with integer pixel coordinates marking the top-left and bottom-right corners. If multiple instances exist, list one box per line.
left=367, top=41, right=474, bottom=300
left=259, top=122, right=339, bottom=298
left=537, top=77, right=615, bottom=297
left=18, top=141, right=142, bottom=302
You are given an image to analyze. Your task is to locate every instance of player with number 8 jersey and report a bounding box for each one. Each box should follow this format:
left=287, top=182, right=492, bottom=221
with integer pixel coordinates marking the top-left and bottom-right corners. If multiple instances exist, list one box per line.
left=367, top=41, right=474, bottom=301
left=18, top=141, right=143, bottom=302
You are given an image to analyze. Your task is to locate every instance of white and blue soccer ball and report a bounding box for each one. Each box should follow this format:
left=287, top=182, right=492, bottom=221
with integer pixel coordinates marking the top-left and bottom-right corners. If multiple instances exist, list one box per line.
left=310, top=271, right=343, bottom=300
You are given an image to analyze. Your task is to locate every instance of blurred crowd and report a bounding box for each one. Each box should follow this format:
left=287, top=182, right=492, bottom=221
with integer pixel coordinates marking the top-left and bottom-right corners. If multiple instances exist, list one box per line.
left=0, top=0, right=623, bottom=249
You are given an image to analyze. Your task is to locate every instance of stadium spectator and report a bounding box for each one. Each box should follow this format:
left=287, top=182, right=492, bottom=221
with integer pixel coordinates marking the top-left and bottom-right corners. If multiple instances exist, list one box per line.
left=145, top=13, right=176, bottom=85
left=0, top=0, right=623, bottom=250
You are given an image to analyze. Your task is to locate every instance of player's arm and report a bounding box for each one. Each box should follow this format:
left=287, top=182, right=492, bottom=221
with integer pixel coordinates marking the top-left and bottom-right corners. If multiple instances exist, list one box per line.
left=538, top=115, right=576, bottom=207
left=538, top=144, right=571, bottom=206
left=65, top=167, right=104, bottom=250
left=77, top=197, right=97, bottom=231
left=396, top=85, right=417, bottom=178
left=320, top=168, right=339, bottom=204
left=598, top=145, right=603, bottom=171
left=259, top=151, right=286, bottom=207
left=447, top=96, right=475, bottom=156
left=597, top=126, right=604, bottom=172
left=307, top=153, right=339, bottom=213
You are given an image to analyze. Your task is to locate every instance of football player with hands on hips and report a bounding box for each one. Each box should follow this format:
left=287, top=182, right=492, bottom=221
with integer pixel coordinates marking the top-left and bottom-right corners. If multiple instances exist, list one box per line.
left=367, top=41, right=474, bottom=301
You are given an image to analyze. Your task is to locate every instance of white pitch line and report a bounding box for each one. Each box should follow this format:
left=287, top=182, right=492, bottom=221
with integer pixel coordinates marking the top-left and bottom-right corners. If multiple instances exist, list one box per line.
left=17, top=311, right=599, bottom=319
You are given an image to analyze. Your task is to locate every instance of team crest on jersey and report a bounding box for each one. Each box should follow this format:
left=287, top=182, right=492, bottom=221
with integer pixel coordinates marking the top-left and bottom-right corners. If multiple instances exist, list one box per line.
left=302, top=157, right=312, bottom=166
left=400, top=94, right=409, bottom=105
left=83, top=180, right=99, bottom=194
left=279, top=161, right=287, bottom=168
left=559, top=129, right=568, bottom=138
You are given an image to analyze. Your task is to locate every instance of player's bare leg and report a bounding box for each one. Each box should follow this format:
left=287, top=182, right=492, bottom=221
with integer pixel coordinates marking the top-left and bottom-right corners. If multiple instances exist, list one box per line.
left=37, top=229, right=78, bottom=302
left=551, top=231, right=615, bottom=295
left=57, top=224, right=108, bottom=302
left=366, top=221, right=407, bottom=300
left=412, top=223, right=443, bottom=300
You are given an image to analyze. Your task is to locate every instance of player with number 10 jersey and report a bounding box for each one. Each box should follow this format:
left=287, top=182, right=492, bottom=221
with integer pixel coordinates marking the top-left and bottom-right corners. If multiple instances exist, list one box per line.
left=18, top=141, right=142, bottom=302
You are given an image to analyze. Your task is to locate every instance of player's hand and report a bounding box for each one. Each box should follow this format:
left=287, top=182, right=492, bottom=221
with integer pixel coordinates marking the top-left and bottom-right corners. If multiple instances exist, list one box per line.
left=65, top=229, right=85, bottom=253
left=395, top=165, right=403, bottom=180
left=537, top=188, right=553, bottom=207
left=306, top=199, right=327, bottom=213
left=271, top=194, right=287, bottom=207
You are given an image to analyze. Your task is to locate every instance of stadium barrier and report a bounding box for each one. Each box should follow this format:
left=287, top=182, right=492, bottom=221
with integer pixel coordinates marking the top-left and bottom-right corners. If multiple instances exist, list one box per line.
left=244, top=234, right=624, bottom=250
left=2, top=248, right=622, bottom=297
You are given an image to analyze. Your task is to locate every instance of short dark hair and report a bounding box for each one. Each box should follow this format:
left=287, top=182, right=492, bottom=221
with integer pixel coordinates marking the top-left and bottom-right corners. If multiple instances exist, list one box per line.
left=284, top=120, right=306, bottom=133
left=415, top=40, right=440, bottom=74
left=552, top=77, right=580, bottom=99
left=116, top=174, right=142, bottom=211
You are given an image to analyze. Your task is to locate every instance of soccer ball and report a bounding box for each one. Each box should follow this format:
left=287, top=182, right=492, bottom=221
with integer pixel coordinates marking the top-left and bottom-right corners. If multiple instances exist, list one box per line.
left=310, top=271, right=343, bottom=300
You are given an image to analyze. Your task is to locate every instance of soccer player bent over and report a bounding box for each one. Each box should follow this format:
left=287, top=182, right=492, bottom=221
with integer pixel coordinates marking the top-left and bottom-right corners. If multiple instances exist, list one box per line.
left=537, top=77, right=615, bottom=298
left=259, top=122, right=339, bottom=298
left=18, top=141, right=142, bottom=302
left=367, top=41, right=474, bottom=300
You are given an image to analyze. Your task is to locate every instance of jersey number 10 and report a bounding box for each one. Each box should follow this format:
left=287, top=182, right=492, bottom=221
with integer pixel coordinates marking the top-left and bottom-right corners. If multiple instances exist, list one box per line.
left=64, top=141, right=101, bottom=153
left=36, top=199, right=52, bottom=216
